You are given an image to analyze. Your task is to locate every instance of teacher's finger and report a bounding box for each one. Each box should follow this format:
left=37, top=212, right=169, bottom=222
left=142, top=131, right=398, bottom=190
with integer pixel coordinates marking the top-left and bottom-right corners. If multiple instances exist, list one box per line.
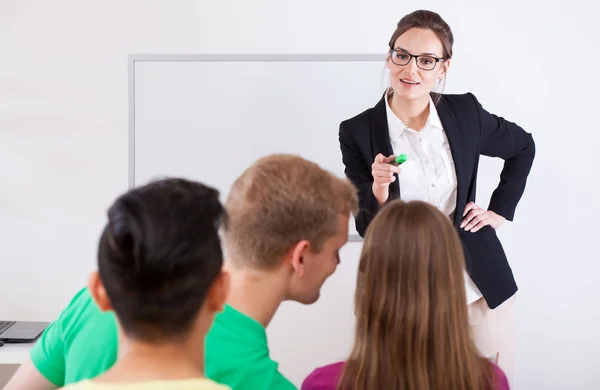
left=372, top=163, right=398, bottom=173
left=470, top=219, right=490, bottom=233
left=463, top=211, right=488, bottom=231
left=463, top=201, right=479, bottom=217
left=384, top=154, right=397, bottom=163
left=374, top=172, right=394, bottom=180
left=375, top=153, right=387, bottom=163
left=460, top=208, right=485, bottom=229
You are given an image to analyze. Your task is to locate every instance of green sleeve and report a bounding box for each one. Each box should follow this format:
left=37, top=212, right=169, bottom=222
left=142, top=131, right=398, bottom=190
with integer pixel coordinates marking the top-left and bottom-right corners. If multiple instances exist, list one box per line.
left=30, top=318, right=66, bottom=387
left=29, top=287, right=89, bottom=387
left=248, top=359, right=298, bottom=390
left=209, top=353, right=298, bottom=390
left=269, top=371, right=298, bottom=390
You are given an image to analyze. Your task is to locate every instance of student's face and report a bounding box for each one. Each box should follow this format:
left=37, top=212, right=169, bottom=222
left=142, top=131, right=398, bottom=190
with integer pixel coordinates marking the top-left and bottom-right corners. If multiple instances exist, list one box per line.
left=386, top=27, right=450, bottom=101
left=289, top=212, right=349, bottom=304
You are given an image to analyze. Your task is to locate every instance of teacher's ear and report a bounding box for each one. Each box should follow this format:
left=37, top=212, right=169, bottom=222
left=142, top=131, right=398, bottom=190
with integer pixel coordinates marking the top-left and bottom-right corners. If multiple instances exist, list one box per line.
left=385, top=49, right=393, bottom=70
left=439, top=58, right=451, bottom=78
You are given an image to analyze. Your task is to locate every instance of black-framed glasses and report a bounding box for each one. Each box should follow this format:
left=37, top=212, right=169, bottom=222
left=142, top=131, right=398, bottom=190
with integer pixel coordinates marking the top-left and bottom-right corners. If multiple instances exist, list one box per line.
left=389, top=49, right=445, bottom=71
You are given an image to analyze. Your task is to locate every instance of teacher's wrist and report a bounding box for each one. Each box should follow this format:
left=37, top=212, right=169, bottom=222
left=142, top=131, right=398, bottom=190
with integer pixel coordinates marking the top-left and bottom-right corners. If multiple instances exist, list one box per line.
left=372, top=183, right=390, bottom=206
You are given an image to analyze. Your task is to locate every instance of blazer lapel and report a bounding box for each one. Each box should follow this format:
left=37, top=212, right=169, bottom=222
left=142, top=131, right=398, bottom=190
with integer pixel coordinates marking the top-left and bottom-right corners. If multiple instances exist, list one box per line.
left=435, top=95, right=467, bottom=225
left=369, top=94, right=400, bottom=199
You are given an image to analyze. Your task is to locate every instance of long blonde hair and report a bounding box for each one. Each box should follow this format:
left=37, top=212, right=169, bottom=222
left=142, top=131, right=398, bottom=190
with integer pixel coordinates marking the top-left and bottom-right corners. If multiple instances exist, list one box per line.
left=338, top=200, right=496, bottom=390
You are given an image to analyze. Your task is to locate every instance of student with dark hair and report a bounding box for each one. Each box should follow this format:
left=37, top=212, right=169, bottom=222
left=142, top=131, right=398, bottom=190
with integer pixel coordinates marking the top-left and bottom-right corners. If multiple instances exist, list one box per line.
left=6, top=178, right=230, bottom=390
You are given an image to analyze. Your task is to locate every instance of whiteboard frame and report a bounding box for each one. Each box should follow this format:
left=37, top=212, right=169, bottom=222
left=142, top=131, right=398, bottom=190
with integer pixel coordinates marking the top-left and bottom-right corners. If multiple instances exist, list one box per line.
left=128, top=54, right=384, bottom=242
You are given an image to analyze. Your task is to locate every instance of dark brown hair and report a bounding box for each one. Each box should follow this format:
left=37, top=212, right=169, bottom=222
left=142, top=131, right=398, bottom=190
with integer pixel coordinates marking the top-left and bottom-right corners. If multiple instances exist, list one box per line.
left=98, top=178, right=226, bottom=342
left=387, top=10, right=454, bottom=103
left=338, top=200, right=497, bottom=390
left=388, top=10, right=454, bottom=59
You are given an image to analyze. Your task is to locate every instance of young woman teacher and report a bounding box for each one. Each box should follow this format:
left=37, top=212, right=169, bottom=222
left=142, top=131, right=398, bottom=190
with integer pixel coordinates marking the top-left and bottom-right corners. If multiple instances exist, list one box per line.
left=339, top=9, right=535, bottom=384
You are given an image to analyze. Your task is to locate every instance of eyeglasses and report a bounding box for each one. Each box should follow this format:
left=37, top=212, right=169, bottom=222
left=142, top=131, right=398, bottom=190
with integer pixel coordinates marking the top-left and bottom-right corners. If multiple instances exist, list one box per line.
left=389, top=49, right=445, bottom=71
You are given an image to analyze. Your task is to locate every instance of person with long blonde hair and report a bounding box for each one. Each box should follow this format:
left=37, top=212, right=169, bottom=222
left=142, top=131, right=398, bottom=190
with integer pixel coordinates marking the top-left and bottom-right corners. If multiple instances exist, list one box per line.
left=302, top=200, right=509, bottom=390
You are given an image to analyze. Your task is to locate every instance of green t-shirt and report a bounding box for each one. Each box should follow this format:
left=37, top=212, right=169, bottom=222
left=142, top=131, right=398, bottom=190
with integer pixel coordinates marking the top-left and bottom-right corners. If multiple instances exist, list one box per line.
left=205, top=304, right=297, bottom=390
left=31, top=290, right=295, bottom=389
left=30, top=287, right=118, bottom=387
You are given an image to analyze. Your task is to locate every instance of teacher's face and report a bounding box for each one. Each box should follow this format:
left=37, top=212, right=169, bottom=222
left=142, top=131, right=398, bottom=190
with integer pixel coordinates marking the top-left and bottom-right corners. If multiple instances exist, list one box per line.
left=386, top=27, right=450, bottom=101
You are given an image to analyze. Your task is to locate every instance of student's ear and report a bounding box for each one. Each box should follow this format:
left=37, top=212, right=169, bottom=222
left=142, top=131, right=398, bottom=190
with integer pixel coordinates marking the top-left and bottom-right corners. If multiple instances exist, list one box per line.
left=288, top=240, right=311, bottom=277
left=206, top=270, right=230, bottom=313
left=87, top=271, right=112, bottom=312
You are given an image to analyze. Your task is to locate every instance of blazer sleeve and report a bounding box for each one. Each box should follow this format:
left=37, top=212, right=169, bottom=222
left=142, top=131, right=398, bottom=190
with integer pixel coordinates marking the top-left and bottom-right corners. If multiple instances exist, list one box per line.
left=470, top=93, right=536, bottom=221
left=339, top=122, right=381, bottom=237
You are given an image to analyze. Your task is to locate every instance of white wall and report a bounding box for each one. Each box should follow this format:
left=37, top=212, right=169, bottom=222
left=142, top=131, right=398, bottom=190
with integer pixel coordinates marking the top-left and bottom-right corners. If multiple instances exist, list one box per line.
left=1, top=1, right=598, bottom=389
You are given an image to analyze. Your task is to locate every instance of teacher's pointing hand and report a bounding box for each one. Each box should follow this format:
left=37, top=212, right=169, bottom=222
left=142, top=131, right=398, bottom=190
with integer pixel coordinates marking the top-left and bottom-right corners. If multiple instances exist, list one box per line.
left=371, top=153, right=400, bottom=205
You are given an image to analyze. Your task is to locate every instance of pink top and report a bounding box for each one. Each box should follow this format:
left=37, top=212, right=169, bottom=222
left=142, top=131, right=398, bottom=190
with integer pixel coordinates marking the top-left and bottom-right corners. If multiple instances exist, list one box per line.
left=301, top=361, right=509, bottom=390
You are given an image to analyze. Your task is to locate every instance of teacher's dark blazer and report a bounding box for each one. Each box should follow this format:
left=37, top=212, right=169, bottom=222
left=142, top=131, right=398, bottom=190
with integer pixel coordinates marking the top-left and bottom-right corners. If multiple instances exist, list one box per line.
left=339, top=92, right=535, bottom=309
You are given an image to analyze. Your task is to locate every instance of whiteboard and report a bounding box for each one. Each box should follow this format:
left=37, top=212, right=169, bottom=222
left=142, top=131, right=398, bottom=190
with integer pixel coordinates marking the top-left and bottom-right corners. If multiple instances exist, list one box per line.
left=130, top=54, right=389, bottom=241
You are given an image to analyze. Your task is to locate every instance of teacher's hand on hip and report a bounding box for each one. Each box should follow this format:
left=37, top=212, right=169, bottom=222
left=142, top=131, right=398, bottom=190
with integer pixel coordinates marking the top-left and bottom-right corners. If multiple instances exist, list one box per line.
left=371, top=153, right=400, bottom=205
left=461, top=201, right=506, bottom=232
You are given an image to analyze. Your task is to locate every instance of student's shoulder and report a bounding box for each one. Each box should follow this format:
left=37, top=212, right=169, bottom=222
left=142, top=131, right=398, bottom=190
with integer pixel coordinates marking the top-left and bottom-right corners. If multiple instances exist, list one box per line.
left=34, top=287, right=95, bottom=338
left=59, top=287, right=96, bottom=315
left=491, top=363, right=510, bottom=390
left=56, top=286, right=116, bottom=343
left=59, top=379, right=232, bottom=390
left=301, top=361, right=345, bottom=390
left=161, top=378, right=233, bottom=390
left=59, top=379, right=94, bottom=390
left=200, top=379, right=232, bottom=390
left=61, top=287, right=113, bottom=323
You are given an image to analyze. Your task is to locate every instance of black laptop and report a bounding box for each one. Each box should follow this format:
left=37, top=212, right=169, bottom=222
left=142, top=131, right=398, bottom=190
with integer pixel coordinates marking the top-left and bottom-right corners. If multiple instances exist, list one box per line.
left=0, top=320, right=49, bottom=343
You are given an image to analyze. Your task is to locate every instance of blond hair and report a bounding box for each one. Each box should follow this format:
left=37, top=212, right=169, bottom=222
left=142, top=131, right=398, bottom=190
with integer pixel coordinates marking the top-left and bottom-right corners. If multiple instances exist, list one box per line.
left=339, top=200, right=496, bottom=390
left=223, top=154, right=358, bottom=269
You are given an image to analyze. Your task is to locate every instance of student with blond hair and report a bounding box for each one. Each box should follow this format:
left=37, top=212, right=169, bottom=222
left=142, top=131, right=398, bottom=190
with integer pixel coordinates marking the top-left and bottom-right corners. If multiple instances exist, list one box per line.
left=302, top=200, right=509, bottom=390
left=206, top=154, right=358, bottom=389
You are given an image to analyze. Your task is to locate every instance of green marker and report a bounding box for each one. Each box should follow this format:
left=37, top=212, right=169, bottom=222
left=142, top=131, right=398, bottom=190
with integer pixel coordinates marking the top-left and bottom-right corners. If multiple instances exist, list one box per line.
left=390, top=153, right=408, bottom=166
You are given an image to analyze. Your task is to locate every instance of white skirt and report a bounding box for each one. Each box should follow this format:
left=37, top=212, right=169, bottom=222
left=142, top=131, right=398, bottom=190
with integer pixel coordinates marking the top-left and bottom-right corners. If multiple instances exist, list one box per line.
left=464, top=270, right=483, bottom=304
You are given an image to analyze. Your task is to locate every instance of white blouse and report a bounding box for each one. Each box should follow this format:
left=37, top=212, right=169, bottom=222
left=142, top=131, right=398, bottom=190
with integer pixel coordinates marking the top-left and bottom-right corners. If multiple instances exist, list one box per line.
left=385, top=95, right=483, bottom=304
